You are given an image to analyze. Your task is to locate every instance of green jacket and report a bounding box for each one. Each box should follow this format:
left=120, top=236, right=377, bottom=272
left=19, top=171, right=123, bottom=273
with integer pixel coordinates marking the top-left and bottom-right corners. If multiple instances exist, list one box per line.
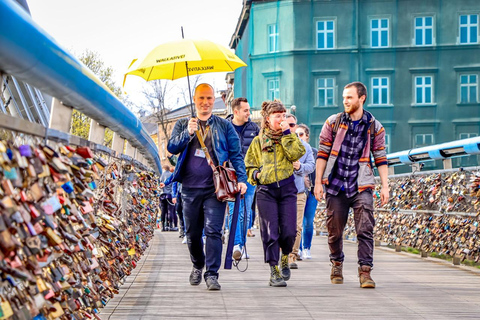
left=245, top=132, right=306, bottom=186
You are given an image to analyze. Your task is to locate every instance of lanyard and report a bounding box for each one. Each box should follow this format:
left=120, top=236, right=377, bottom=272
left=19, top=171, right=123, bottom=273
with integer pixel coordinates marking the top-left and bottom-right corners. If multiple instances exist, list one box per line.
left=199, top=123, right=210, bottom=142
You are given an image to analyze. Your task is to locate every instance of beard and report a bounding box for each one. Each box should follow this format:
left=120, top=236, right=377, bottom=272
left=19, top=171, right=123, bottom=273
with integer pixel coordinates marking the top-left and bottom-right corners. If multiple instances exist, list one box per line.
left=344, top=101, right=360, bottom=114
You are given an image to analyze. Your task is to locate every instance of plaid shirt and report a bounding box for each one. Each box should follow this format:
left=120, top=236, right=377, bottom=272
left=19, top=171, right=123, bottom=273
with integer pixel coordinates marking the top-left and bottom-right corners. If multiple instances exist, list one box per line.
left=326, top=112, right=369, bottom=198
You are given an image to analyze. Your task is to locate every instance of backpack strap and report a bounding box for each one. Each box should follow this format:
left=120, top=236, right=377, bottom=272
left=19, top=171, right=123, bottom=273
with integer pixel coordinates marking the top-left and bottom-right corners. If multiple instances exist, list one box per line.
left=331, top=112, right=344, bottom=142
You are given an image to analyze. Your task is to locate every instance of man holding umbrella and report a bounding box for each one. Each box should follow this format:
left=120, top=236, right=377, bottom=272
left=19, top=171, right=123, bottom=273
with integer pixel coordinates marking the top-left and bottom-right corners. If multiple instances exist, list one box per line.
left=168, top=83, right=247, bottom=291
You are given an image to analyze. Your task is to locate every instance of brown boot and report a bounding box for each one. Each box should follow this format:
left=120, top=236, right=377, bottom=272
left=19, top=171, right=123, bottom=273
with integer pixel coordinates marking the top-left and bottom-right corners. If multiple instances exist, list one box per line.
left=358, top=265, right=376, bottom=288
left=330, top=261, right=343, bottom=284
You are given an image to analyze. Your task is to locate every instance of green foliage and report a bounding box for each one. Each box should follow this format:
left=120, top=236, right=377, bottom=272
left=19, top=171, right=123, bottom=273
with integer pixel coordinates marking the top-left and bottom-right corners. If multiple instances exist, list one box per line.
left=70, top=50, right=122, bottom=144
left=104, top=127, right=113, bottom=148
left=79, top=50, right=123, bottom=98
left=71, top=109, right=90, bottom=139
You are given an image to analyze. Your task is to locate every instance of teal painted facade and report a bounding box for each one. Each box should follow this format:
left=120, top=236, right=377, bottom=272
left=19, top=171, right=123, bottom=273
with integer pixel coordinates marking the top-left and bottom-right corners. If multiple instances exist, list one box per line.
left=231, top=0, right=480, bottom=170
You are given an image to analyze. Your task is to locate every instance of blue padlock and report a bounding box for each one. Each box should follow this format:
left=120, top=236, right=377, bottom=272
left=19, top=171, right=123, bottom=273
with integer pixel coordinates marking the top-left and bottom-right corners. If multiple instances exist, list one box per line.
left=61, top=181, right=74, bottom=193
left=3, top=167, right=18, bottom=180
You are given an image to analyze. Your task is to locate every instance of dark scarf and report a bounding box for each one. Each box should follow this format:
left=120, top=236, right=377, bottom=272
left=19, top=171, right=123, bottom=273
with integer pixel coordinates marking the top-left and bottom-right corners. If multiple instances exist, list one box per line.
left=260, top=127, right=283, bottom=151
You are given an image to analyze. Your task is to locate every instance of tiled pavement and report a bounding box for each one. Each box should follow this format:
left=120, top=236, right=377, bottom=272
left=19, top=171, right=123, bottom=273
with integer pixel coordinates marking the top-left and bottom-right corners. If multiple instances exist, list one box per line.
left=100, top=229, right=480, bottom=320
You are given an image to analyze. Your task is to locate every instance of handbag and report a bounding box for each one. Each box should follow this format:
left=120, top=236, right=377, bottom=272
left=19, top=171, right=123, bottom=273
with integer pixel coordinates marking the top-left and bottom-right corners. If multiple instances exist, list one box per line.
left=195, top=130, right=240, bottom=202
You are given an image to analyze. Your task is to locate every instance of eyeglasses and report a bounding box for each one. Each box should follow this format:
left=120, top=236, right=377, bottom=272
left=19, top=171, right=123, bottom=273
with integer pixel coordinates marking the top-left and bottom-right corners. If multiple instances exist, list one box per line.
left=297, top=132, right=305, bottom=137
left=288, top=123, right=296, bottom=128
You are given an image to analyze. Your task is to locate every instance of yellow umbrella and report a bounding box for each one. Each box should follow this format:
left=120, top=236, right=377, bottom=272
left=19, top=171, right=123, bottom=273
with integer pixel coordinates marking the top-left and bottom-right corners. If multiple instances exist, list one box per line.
left=124, top=38, right=247, bottom=116
left=124, top=39, right=247, bottom=83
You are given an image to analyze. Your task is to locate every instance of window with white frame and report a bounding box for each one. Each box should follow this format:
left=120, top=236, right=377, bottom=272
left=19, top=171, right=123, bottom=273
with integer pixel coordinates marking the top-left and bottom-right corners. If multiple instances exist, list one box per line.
left=267, top=78, right=280, bottom=100
left=268, top=24, right=278, bottom=53
left=459, top=14, right=479, bottom=44
left=460, top=74, right=478, bottom=103
left=459, top=132, right=478, bottom=139
left=414, top=133, right=434, bottom=147
left=415, top=76, right=433, bottom=104
left=317, top=77, right=335, bottom=106
left=371, top=18, right=389, bottom=48
left=371, top=77, right=389, bottom=105
left=414, top=16, right=434, bottom=46
left=317, top=20, right=335, bottom=49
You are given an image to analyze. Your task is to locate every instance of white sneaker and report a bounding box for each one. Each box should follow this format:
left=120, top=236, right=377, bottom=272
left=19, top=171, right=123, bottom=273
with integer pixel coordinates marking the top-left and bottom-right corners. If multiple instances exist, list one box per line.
left=303, top=248, right=312, bottom=259
left=241, top=249, right=250, bottom=259
left=182, top=237, right=187, bottom=244
left=233, top=245, right=242, bottom=261
left=298, top=250, right=303, bottom=261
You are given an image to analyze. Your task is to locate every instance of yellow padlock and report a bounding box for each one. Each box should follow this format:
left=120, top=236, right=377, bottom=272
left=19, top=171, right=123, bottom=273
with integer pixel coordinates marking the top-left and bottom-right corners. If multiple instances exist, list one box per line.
left=0, top=297, right=14, bottom=319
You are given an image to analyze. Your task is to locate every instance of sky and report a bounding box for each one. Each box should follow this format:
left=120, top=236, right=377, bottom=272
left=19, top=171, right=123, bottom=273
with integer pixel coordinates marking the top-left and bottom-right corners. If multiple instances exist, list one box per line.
left=27, top=0, right=244, bottom=110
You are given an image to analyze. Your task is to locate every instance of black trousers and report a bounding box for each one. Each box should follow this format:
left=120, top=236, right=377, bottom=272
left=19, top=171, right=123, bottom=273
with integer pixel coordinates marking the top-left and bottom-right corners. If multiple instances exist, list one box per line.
left=176, top=192, right=185, bottom=235
left=160, top=194, right=175, bottom=229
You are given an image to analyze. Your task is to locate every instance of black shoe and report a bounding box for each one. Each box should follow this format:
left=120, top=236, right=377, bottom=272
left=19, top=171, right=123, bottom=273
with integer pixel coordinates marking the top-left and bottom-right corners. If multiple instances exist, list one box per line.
left=269, top=265, right=287, bottom=287
left=280, top=254, right=291, bottom=281
left=205, top=276, right=221, bottom=291
left=189, top=267, right=202, bottom=286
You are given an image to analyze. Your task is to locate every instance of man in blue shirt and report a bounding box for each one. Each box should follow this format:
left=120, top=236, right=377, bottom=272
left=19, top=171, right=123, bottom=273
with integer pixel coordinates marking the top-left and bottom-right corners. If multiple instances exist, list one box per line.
left=168, top=84, right=247, bottom=291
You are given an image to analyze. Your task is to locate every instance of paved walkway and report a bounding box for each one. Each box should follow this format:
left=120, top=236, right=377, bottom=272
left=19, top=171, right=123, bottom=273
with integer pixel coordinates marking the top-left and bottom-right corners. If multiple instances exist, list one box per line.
left=100, top=229, right=480, bottom=320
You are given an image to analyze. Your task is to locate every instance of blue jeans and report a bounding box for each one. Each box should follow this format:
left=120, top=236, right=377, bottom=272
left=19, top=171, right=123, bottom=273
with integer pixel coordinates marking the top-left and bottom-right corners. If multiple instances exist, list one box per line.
left=227, top=181, right=255, bottom=247
left=301, top=190, right=318, bottom=250
left=182, top=186, right=226, bottom=278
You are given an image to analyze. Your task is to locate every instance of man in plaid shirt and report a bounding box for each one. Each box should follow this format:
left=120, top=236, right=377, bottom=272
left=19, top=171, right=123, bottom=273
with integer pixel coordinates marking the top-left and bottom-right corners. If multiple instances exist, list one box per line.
left=314, top=82, right=389, bottom=289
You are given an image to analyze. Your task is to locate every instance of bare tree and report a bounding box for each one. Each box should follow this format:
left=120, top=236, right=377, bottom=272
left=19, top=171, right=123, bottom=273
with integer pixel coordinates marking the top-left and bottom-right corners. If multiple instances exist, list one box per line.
left=179, top=75, right=203, bottom=106
left=142, top=80, right=172, bottom=141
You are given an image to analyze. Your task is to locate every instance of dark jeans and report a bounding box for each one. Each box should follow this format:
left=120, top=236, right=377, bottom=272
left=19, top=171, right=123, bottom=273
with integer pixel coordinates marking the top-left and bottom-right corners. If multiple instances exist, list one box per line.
left=160, top=194, right=175, bottom=229
left=176, top=192, right=185, bottom=236
left=182, top=186, right=226, bottom=278
left=256, top=179, right=297, bottom=266
left=326, top=189, right=375, bottom=267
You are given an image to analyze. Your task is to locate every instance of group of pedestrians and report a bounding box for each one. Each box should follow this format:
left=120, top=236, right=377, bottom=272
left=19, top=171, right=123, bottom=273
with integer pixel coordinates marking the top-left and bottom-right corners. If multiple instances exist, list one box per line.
left=165, top=81, right=389, bottom=290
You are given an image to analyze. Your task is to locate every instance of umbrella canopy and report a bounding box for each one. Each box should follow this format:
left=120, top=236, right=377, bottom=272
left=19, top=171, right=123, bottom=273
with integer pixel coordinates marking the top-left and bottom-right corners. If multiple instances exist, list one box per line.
left=124, top=39, right=246, bottom=85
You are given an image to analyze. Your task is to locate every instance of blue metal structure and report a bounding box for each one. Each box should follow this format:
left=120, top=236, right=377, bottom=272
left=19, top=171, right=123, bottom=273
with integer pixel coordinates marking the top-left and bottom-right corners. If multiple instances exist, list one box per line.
left=0, top=0, right=162, bottom=174
left=387, top=136, right=480, bottom=166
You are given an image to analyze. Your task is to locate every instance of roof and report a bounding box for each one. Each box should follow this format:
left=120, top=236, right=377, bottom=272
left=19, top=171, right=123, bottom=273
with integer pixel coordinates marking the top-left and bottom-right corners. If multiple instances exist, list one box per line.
left=142, top=122, right=158, bottom=135
left=165, top=97, right=227, bottom=120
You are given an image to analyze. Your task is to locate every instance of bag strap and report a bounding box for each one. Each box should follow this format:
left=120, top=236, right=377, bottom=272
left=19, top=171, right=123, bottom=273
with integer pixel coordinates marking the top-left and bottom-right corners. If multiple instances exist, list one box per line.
left=194, top=129, right=216, bottom=172
left=224, top=193, right=241, bottom=269
left=331, top=112, right=344, bottom=143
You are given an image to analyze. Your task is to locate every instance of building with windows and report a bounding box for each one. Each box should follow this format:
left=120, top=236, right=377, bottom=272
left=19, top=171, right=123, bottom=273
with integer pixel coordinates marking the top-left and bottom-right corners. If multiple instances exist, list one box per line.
left=230, top=0, right=480, bottom=169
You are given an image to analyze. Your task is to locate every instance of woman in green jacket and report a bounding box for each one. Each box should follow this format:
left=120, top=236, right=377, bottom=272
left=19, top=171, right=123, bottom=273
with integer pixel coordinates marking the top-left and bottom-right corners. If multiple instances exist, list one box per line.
left=245, top=99, right=305, bottom=287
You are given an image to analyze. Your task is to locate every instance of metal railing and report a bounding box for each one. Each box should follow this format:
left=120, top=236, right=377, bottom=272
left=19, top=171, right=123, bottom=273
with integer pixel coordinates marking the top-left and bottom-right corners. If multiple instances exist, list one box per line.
left=0, top=0, right=161, bottom=174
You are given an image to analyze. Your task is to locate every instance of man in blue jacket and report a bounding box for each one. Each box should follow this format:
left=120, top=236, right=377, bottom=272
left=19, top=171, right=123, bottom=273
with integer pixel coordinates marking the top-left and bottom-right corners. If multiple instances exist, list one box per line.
left=225, top=97, right=260, bottom=261
left=167, top=83, right=247, bottom=291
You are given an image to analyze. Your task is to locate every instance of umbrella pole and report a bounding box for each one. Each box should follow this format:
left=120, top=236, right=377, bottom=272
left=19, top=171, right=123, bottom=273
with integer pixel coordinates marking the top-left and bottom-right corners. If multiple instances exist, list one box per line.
left=181, top=26, right=195, bottom=118
left=184, top=61, right=195, bottom=118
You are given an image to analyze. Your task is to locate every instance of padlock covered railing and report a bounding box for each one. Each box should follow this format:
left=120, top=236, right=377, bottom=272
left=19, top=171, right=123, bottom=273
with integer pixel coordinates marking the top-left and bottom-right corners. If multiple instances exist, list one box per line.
left=0, top=134, right=161, bottom=318
left=315, top=167, right=480, bottom=264
left=0, top=0, right=162, bottom=174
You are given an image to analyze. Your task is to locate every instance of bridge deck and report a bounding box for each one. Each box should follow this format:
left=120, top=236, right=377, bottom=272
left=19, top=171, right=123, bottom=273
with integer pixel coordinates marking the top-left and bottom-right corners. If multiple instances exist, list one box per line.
left=100, top=230, right=480, bottom=320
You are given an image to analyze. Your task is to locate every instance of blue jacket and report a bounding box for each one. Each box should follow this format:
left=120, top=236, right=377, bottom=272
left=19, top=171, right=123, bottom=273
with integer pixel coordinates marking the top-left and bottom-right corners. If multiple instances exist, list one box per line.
left=226, top=115, right=260, bottom=157
left=159, top=170, right=173, bottom=195
left=293, top=139, right=315, bottom=194
left=167, top=115, right=247, bottom=184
